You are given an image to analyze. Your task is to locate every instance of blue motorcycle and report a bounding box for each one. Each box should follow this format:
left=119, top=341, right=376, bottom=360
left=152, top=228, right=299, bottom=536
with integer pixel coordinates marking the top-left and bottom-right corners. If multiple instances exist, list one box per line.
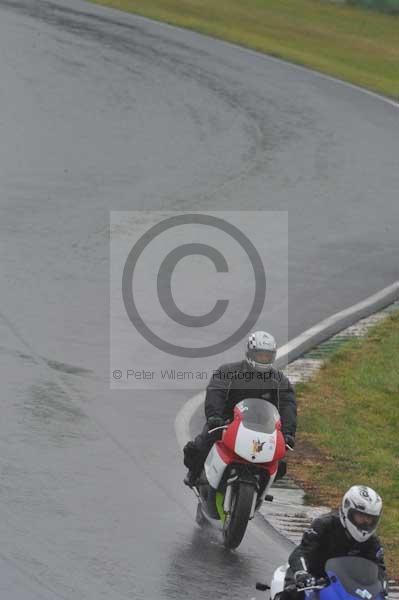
left=258, top=557, right=385, bottom=600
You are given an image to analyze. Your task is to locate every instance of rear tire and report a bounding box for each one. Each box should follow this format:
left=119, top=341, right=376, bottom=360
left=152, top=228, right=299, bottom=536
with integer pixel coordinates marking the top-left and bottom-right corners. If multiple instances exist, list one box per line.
left=223, top=482, right=255, bottom=549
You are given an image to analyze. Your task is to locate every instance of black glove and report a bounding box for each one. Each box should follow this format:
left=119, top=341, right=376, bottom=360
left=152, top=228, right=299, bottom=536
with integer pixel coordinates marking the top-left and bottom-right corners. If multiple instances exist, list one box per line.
left=284, top=433, right=295, bottom=450
left=207, top=416, right=225, bottom=431
left=295, top=571, right=313, bottom=589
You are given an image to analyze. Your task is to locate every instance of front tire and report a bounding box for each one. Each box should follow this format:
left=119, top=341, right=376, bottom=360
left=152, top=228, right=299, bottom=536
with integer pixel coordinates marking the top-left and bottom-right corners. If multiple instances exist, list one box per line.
left=223, top=482, right=255, bottom=549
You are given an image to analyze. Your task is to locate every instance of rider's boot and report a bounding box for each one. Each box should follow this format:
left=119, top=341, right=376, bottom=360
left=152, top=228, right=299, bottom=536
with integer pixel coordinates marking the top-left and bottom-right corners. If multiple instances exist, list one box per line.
left=184, top=467, right=202, bottom=488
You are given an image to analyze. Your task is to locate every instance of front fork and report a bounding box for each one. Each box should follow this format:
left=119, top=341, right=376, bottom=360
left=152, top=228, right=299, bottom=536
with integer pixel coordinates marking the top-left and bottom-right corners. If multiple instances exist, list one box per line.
left=223, top=469, right=275, bottom=517
left=223, top=471, right=259, bottom=520
left=223, top=474, right=238, bottom=513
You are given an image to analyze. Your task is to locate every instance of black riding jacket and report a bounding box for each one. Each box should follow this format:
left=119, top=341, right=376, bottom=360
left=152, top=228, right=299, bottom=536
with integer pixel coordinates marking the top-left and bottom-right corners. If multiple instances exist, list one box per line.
left=204, top=361, right=297, bottom=437
left=289, top=511, right=386, bottom=580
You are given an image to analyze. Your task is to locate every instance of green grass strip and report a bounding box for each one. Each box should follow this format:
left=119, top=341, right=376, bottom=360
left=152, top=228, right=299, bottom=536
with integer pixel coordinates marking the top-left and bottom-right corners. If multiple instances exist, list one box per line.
left=292, top=310, right=399, bottom=578
left=89, top=0, right=399, bottom=99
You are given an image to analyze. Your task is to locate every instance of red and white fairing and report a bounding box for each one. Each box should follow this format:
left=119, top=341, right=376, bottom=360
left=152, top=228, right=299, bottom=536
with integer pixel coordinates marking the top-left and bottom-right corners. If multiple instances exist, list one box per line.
left=204, top=398, right=286, bottom=490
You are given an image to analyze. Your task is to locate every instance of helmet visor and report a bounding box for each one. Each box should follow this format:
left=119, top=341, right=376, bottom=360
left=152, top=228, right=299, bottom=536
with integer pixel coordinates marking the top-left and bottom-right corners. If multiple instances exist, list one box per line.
left=248, top=349, right=276, bottom=365
left=348, top=508, right=380, bottom=533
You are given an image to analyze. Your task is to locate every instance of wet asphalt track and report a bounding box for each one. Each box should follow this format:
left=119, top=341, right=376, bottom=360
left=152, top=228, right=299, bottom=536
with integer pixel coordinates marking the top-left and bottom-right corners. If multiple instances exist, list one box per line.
left=0, top=0, right=398, bottom=598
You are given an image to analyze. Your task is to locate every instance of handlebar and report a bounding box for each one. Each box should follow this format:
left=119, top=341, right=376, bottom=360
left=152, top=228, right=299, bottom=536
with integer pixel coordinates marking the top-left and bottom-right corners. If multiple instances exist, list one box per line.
left=207, top=425, right=229, bottom=434
left=255, top=583, right=270, bottom=591
left=301, top=583, right=328, bottom=592
left=287, top=577, right=329, bottom=592
left=255, top=578, right=329, bottom=595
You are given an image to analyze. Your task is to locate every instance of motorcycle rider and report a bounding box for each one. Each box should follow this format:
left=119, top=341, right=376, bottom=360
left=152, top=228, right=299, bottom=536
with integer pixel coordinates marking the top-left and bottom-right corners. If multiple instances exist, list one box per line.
left=281, top=485, right=388, bottom=600
left=183, top=330, right=297, bottom=487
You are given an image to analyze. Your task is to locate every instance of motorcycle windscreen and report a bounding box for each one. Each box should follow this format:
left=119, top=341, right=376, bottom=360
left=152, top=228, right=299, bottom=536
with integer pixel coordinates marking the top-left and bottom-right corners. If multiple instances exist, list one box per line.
left=236, top=398, right=280, bottom=433
left=325, top=557, right=383, bottom=600
left=234, top=399, right=279, bottom=462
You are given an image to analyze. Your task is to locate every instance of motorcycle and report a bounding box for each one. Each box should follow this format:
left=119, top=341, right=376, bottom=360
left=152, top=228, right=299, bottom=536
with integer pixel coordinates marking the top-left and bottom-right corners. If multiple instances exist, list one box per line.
left=192, top=397, right=286, bottom=549
left=257, top=556, right=386, bottom=600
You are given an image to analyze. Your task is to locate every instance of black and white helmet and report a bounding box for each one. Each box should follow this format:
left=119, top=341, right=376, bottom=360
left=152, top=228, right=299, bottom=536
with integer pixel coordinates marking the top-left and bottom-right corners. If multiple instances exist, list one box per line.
left=340, top=485, right=382, bottom=542
left=246, top=331, right=277, bottom=371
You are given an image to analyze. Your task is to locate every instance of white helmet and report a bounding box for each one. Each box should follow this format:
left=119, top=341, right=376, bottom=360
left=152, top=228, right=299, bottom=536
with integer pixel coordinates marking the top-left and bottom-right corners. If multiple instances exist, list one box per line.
left=246, top=331, right=277, bottom=371
left=340, top=485, right=382, bottom=543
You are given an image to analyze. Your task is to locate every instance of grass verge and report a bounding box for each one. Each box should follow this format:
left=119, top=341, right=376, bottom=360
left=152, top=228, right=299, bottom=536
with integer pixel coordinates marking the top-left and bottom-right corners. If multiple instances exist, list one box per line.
left=290, top=310, right=399, bottom=578
left=88, top=0, right=399, bottom=99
